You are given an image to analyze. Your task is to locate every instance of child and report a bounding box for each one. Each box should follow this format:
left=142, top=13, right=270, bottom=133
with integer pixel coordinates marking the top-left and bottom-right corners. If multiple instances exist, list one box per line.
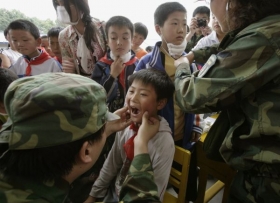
left=135, top=2, right=205, bottom=202
left=0, top=28, right=21, bottom=68
left=40, top=35, right=55, bottom=57
left=185, top=6, right=211, bottom=53
left=7, top=19, right=62, bottom=78
left=91, top=16, right=138, bottom=113
left=0, top=72, right=161, bottom=203
left=131, top=22, right=148, bottom=59
left=86, top=68, right=175, bottom=202
left=0, top=68, right=18, bottom=129
left=47, top=27, right=64, bottom=64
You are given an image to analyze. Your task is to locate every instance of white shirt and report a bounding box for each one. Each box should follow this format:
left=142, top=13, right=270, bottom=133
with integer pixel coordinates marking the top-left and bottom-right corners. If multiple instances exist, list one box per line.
left=2, top=48, right=21, bottom=65
left=192, top=31, right=220, bottom=51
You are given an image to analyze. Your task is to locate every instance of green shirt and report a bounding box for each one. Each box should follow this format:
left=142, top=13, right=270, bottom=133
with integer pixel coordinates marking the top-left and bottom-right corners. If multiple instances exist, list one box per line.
left=175, top=14, right=280, bottom=170
left=0, top=154, right=160, bottom=203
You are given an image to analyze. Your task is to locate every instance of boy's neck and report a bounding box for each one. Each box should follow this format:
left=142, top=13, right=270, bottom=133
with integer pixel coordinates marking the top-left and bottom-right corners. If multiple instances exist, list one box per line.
left=131, top=45, right=140, bottom=53
left=26, top=49, right=41, bottom=59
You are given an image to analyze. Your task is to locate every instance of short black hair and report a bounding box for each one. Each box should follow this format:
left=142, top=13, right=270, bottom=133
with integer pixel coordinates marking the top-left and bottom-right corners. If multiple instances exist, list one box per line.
left=3, top=28, right=9, bottom=37
left=134, top=22, right=148, bottom=39
left=105, top=16, right=134, bottom=38
left=47, top=27, right=63, bottom=38
left=40, top=35, right=48, bottom=39
left=0, top=68, right=18, bottom=103
left=0, top=126, right=105, bottom=182
left=145, top=46, right=154, bottom=52
left=154, top=2, right=186, bottom=26
left=128, top=69, right=174, bottom=101
left=192, top=6, right=210, bottom=18
left=7, top=19, right=40, bottom=39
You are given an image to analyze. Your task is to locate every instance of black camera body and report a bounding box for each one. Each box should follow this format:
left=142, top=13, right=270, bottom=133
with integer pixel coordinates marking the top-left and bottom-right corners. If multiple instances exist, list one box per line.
left=197, top=19, right=207, bottom=27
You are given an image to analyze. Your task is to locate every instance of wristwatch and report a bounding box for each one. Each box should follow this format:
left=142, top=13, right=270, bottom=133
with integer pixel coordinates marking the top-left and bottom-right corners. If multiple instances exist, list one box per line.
left=0, top=48, right=4, bottom=54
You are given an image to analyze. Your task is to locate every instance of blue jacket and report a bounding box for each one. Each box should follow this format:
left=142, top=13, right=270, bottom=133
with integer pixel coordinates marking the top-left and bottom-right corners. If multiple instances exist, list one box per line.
left=135, top=42, right=203, bottom=149
left=91, top=50, right=138, bottom=112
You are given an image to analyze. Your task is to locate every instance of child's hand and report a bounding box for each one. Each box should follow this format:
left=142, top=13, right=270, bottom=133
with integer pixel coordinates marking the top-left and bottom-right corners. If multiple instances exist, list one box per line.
left=134, top=112, right=160, bottom=155
left=110, top=56, right=125, bottom=78
left=174, top=56, right=190, bottom=68
left=104, top=106, right=131, bottom=137
left=201, top=26, right=212, bottom=36
left=62, top=58, right=76, bottom=73
left=191, top=131, right=201, bottom=143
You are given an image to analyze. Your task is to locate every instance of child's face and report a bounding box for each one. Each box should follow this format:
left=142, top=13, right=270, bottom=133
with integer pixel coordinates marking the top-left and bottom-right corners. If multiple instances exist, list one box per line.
left=49, top=36, right=61, bottom=58
left=157, top=11, right=187, bottom=46
left=9, top=29, right=40, bottom=58
left=132, top=33, right=145, bottom=50
left=125, top=80, right=162, bottom=124
left=107, top=26, right=132, bottom=57
left=41, top=38, right=55, bottom=57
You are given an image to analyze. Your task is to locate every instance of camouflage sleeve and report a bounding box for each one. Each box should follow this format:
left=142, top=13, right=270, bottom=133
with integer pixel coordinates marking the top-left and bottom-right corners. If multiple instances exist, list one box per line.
left=175, top=31, right=280, bottom=114
left=192, top=44, right=219, bottom=64
left=119, top=154, right=160, bottom=203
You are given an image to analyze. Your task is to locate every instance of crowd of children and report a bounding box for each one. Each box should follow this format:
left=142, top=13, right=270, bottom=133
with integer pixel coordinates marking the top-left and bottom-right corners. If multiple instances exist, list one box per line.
left=2, top=0, right=276, bottom=203
left=0, top=1, right=211, bottom=203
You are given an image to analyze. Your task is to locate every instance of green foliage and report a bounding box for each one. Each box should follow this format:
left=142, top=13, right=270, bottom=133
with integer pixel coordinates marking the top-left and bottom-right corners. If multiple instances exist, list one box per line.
left=0, top=8, right=63, bottom=34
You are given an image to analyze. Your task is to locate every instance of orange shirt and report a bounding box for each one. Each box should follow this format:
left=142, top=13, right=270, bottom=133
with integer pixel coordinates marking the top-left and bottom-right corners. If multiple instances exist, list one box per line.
left=135, top=48, right=147, bottom=59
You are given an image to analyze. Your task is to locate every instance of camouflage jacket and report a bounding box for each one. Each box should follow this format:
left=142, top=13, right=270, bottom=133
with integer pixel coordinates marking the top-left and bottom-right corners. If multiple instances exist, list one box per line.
left=185, top=34, right=204, bottom=53
left=175, top=15, right=280, bottom=170
left=0, top=154, right=160, bottom=203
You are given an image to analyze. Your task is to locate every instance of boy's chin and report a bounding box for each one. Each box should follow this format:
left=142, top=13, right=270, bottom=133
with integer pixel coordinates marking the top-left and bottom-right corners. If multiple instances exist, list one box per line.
left=131, top=117, right=142, bottom=125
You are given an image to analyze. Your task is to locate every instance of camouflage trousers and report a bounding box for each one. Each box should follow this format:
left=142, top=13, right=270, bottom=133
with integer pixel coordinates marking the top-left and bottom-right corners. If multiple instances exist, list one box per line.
left=228, top=163, right=280, bottom=203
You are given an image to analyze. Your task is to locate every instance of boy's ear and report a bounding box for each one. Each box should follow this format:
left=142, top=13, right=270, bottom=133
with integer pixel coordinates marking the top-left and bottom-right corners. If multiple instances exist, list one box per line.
left=36, top=38, right=42, bottom=47
left=155, top=24, right=161, bottom=36
left=77, top=141, right=93, bottom=164
left=157, top=98, right=167, bottom=110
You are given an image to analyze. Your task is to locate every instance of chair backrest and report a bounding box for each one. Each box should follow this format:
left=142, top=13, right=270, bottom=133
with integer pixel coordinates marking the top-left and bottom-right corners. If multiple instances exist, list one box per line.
left=163, top=146, right=191, bottom=203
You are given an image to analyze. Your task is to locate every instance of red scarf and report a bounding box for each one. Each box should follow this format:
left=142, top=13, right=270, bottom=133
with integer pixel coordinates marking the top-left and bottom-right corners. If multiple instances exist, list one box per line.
left=123, top=122, right=139, bottom=161
left=24, top=49, right=51, bottom=76
left=99, top=55, right=137, bottom=89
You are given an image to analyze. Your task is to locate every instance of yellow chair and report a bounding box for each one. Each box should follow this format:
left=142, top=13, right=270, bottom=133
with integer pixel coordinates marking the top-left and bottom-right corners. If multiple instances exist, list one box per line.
left=163, top=146, right=191, bottom=203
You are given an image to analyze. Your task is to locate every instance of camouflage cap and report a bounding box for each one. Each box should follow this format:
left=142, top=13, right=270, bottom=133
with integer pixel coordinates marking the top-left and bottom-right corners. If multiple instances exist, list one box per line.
left=0, top=72, right=118, bottom=150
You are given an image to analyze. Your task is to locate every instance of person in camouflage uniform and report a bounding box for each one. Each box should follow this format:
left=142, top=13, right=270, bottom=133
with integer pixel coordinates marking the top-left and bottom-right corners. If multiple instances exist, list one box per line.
left=0, top=72, right=161, bottom=203
left=0, top=68, right=18, bottom=130
left=174, top=0, right=280, bottom=202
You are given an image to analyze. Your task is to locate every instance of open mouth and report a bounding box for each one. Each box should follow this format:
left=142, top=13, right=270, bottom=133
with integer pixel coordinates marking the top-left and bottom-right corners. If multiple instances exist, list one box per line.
left=131, top=107, right=140, bottom=115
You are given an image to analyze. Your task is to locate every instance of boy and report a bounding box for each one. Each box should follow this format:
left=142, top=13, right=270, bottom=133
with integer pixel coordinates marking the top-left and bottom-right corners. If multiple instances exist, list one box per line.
left=0, top=72, right=161, bottom=203
left=131, top=22, right=148, bottom=59
left=7, top=19, right=62, bottom=78
left=0, top=28, right=21, bottom=68
left=91, top=16, right=138, bottom=113
left=89, top=18, right=138, bottom=200
left=0, top=68, right=18, bottom=129
left=47, top=27, right=64, bottom=64
left=135, top=2, right=205, bottom=202
left=40, top=35, right=55, bottom=57
left=185, top=6, right=211, bottom=53
left=86, top=68, right=175, bottom=202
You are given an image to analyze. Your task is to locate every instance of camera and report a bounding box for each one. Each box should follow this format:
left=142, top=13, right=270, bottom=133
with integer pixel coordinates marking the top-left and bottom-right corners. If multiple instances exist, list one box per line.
left=197, top=19, right=207, bottom=27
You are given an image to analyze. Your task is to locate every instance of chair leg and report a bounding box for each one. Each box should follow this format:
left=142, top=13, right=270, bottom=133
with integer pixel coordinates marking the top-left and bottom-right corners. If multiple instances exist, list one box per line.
left=195, top=168, right=208, bottom=203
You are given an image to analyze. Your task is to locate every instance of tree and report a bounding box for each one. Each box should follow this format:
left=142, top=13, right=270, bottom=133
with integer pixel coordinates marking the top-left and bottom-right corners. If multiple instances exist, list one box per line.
left=0, top=8, right=63, bottom=34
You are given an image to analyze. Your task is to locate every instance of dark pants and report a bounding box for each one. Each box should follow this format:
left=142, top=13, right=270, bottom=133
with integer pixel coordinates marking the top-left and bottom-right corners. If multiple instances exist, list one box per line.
left=228, top=164, right=280, bottom=203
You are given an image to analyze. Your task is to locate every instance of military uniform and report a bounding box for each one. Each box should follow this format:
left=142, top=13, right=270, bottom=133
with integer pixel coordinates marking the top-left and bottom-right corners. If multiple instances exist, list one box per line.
left=175, top=14, right=280, bottom=202
left=0, top=73, right=160, bottom=203
left=185, top=34, right=204, bottom=53
left=0, top=154, right=159, bottom=203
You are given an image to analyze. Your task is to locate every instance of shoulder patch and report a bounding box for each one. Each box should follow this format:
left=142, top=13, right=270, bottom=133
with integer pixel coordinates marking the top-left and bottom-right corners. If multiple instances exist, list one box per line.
left=198, top=54, right=217, bottom=78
